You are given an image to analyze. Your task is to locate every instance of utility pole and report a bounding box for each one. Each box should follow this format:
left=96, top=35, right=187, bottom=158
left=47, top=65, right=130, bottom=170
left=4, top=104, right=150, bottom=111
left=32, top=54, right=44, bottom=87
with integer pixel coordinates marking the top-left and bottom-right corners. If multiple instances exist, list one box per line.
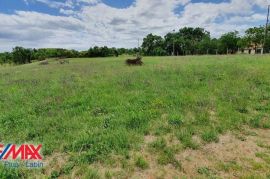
left=263, top=5, right=270, bottom=54
left=137, top=38, right=140, bottom=57
left=172, top=29, right=175, bottom=56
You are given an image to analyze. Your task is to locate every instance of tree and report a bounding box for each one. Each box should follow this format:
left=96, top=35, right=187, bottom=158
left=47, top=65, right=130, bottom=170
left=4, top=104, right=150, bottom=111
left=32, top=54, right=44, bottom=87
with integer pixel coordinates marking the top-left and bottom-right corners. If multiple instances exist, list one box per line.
left=0, top=52, right=12, bottom=64
left=142, top=34, right=166, bottom=56
left=164, top=32, right=184, bottom=55
left=12, top=47, right=33, bottom=64
left=245, top=26, right=264, bottom=51
left=219, top=31, right=240, bottom=54
left=33, top=49, right=46, bottom=61
left=178, top=27, right=210, bottom=55
left=237, top=37, right=249, bottom=52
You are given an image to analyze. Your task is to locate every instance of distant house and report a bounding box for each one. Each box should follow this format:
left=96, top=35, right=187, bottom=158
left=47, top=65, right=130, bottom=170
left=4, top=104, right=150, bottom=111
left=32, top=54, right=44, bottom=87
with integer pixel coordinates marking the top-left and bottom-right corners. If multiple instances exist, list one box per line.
left=238, top=43, right=263, bottom=54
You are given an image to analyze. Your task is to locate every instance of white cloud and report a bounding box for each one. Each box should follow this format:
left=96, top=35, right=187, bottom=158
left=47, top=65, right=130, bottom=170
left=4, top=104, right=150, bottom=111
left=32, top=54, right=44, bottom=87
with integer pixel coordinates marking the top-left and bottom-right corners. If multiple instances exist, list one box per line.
left=1, top=0, right=269, bottom=51
left=25, top=0, right=74, bottom=9
left=77, top=0, right=100, bottom=4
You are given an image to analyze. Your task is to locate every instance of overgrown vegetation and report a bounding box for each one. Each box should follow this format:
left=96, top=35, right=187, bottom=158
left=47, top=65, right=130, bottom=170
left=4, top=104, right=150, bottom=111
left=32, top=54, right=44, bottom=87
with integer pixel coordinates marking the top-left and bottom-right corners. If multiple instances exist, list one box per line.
left=142, top=26, right=270, bottom=56
left=0, top=55, right=270, bottom=177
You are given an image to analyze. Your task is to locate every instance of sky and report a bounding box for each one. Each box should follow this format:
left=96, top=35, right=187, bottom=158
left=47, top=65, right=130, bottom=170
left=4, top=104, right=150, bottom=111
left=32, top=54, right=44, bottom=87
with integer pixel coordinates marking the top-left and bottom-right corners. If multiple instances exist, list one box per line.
left=0, top=0, right=269, bottom=51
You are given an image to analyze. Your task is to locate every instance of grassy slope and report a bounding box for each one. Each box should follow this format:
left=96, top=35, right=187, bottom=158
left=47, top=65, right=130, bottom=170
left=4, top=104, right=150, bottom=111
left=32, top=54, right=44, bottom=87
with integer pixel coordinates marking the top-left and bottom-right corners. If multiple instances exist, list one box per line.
left=0, top=55, right=270, bottom=178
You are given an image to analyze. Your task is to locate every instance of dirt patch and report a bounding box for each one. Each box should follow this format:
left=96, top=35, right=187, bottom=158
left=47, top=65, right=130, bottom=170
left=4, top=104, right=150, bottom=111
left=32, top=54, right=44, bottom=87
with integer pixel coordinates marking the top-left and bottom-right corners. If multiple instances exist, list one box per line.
left=131, top=128, right=270, bottom=178
left=43, top=152, right=69, bottom=176
left=45, top=129, right=270, bottom=178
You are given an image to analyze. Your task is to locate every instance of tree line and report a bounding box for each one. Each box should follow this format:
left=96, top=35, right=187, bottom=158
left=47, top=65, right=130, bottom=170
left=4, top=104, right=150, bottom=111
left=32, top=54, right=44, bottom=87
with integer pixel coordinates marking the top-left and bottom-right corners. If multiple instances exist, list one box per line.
left=0, top=46, right=139, bottom=65
left=0, top=25, right=269, bottom=65
left=141, top=26, right=270, bottom=56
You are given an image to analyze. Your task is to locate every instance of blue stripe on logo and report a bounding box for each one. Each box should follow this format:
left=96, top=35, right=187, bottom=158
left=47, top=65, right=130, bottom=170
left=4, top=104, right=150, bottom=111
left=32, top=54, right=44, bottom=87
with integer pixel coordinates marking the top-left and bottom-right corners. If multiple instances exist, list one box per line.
left=0, top=144, right=11, bottom=160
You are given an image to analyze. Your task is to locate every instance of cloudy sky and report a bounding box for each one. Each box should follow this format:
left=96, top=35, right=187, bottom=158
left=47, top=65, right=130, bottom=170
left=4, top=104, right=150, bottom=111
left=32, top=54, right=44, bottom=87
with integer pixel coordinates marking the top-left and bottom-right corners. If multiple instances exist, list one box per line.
left=0, top=0, right=269, bottom=51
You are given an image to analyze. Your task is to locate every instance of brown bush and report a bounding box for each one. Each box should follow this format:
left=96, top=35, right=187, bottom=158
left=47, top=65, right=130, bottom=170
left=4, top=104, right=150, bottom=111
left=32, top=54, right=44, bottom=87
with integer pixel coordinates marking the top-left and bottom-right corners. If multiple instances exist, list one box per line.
left=126, top=57, right=143, bottom=66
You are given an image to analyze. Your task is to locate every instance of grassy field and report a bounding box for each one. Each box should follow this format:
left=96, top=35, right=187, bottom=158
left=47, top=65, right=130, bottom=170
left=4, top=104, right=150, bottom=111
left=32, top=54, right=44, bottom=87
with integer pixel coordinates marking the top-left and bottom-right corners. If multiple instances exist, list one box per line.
left=0, top=55, right=270, bottom=178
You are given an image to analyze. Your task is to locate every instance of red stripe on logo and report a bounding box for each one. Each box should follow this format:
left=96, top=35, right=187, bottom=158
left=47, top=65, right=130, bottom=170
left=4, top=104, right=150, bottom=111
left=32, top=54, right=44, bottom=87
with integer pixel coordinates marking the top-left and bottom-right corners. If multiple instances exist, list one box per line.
left=0, top=144, right=3, bottom=153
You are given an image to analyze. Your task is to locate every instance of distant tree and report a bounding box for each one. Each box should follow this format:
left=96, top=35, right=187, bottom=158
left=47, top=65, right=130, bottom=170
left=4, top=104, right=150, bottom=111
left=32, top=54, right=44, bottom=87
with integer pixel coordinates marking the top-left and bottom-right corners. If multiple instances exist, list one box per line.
left=196, top=37, right=213, bottom=54
left=219, top=31, right=240, bottom=54
left=163, top=27, right=210, bottom=56
left=0, top=52, right=13, bottom=64
left=87, top=46, right=117, bottom=57
left=178, top=27, right=210, bottom=55
left=245, top=26, right=265, bottom=51
left=12, top=47, right=33, bottom=64
left=264, top=36, right=270, bottom=53
left=164, top=32, right=184, bottom=55
left=33, top=49, right=46, bottom=61
left=142, top=34, right=166, bottom=56
left=237, top=37, right=249, bottom=52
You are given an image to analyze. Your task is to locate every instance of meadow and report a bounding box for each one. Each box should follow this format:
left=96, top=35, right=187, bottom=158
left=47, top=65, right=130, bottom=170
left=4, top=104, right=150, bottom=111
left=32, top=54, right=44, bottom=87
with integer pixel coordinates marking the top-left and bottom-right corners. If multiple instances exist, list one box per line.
left=0, top=55, right=270, bottom=178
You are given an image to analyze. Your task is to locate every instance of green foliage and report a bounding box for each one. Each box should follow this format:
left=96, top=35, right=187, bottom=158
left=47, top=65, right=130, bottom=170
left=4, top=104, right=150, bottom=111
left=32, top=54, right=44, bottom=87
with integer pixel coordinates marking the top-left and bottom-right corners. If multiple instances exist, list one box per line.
left=85, top=168, right=100, bottom=179
left=201, top=129, right=219, bottom=143
left=0, top=166, right=23, bottom=179
left=12, top=46, right=33, bottom=64
left=168, top=114, right=184, bottom=127
left=142, top=34, right=166, bottom=56
left=197, top=167, right=216, bottom=177
left=157, top=148, right=181, bottom=169
left=219, top=31, right=240, bottom=54
left=149, top=138, right=167, bottom=152
left=71, top=130, right=131, bottom=164
left=249, top=115, right=270, bottom=129
left=50, top=170, right=60, bottom=178
left=245, top=27, right=265, bottom=47
left=0, top=52, right=12, bottom=64
left=60, top=162, right=75, bottom=175
left=135, top=156, right=149, bottom=170
left=149, top=138, right=181, bottom=169
left=141, top=25, right=270, bottom=56
left=217, top=161, right=242, bottom=172
left=176, top=129, right=199, bottom=149
left=0, top=46, right=137, bottom=65
left=87, top=46, right=118, bottom=57
left=1, top=25, right=269, bottom=66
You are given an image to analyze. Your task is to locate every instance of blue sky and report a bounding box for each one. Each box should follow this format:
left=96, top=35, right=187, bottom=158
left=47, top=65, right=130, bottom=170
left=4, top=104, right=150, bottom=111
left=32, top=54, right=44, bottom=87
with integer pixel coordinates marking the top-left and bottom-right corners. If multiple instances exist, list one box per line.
left=0, top=0, right=269, bottom=51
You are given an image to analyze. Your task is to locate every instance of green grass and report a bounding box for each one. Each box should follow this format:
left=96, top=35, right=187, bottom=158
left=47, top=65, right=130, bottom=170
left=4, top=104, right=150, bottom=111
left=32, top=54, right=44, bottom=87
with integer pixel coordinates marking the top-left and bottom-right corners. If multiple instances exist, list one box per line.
left=0, top=55, right=270, bottom=177
left=135, top=156, right=149, bottom=170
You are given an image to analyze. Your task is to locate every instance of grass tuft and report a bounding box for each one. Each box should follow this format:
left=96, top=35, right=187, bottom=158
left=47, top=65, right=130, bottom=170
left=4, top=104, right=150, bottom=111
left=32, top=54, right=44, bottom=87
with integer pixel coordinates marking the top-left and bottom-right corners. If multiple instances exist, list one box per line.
left=135, top=156, right=149, bottom=170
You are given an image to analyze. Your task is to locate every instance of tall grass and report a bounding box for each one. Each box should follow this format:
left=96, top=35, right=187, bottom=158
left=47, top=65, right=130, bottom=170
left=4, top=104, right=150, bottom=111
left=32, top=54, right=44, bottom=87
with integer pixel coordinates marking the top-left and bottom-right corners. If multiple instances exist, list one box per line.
left=0, top=55, right=269, bottom=177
